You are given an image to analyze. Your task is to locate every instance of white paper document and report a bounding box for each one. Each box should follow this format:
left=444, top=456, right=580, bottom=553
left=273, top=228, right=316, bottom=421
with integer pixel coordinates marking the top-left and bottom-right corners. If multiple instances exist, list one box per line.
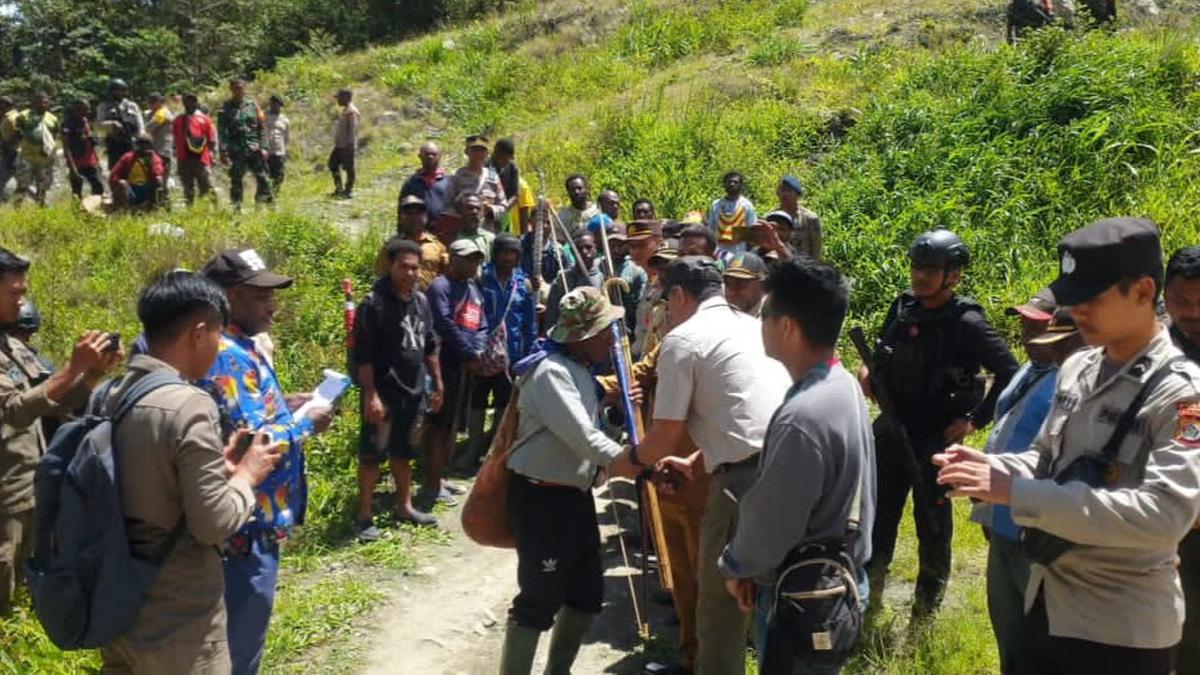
left=295, top=369, right=352, bottom=418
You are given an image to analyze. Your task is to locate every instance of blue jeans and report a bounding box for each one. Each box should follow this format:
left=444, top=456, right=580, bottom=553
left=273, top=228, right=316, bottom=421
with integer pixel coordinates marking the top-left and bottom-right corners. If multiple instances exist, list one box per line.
left=224, top=538, right=280, bottom=675
left=754, top=569, right=869, bottom=675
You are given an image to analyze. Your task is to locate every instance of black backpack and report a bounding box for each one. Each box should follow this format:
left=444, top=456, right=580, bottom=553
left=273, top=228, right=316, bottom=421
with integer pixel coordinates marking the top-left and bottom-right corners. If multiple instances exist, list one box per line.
left=25, top=372, right=185, bottom=649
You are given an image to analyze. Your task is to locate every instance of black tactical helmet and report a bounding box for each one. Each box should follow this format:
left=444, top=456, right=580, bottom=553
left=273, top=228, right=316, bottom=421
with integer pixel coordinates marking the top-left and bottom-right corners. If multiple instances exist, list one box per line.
left=12, top=299, right=40, bottom=332
left=909, top=229, right=970, bottom=269
left=108, top=78, right=129, bottom=92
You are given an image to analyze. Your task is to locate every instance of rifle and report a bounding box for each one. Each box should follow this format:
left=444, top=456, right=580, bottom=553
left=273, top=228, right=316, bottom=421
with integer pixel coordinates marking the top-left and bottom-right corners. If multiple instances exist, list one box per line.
left=849, top=326, right=941, bottom=536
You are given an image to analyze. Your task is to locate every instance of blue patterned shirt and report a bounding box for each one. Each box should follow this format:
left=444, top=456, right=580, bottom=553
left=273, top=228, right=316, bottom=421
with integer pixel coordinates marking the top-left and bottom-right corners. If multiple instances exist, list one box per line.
left=200, top=329, right=314, bottom=553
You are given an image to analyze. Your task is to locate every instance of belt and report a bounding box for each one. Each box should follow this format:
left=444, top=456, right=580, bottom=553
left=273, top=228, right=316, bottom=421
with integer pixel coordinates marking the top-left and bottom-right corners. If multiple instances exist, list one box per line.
left=713, top=453, right=759, bottom=475
left=521, top=475, right=578, bottom=490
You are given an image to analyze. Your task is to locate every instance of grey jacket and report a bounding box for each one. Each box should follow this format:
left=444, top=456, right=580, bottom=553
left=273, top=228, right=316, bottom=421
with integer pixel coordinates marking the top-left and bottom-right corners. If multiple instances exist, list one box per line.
left=507, top=351, right=623, bottom=489
left=995, top=328, right=1200, bottom=649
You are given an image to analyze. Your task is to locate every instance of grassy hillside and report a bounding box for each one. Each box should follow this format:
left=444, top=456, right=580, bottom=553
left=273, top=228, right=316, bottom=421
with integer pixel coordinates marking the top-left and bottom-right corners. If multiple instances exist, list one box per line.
left=4, top=0, right=1200, bottom=672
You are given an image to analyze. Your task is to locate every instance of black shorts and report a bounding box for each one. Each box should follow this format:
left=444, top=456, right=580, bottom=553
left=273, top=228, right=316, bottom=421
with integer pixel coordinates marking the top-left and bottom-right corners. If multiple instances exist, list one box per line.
left=428, top=367, right=470, bottom=430
left=358, top=395, right=424, bottom=464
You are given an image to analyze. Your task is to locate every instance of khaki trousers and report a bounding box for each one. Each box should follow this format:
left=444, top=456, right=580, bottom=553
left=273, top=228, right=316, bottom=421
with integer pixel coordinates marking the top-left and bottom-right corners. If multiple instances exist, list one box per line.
left=101, top=638, right=232, bottom=675
left=696, top=464, right=756, bottom=675
left=657, top=472, right=710, bottom=668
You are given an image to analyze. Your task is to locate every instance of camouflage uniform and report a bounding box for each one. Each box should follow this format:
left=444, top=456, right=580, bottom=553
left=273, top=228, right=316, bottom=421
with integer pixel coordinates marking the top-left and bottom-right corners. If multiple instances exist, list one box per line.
left=218, top=99, right=272, bottom=205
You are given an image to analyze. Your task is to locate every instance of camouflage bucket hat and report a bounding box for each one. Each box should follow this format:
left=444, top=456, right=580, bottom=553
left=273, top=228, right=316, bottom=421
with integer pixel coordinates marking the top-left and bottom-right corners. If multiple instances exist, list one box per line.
left=548, top=286, right=626, bottom=343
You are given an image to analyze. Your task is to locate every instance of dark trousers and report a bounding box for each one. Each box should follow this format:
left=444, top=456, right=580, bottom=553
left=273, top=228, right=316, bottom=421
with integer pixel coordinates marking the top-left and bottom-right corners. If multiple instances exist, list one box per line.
left=68, top=166, right=104, bottom=198
left=508, top=475, right=604, bottom=631
left=1021, top=595, right=1175, bottom=675
left=329, top=147, right=356, bottom=194
left=267, top=154, right=286, bottom=192
left=471, top=373, right=513, bottom=411
left=1178, top=530, right=1200, bottom=674
left=988, top=534, right=1032, bottom=674
left=867, top=423, right=953, bottom=614
left=229, top=153, right=273, bottom=205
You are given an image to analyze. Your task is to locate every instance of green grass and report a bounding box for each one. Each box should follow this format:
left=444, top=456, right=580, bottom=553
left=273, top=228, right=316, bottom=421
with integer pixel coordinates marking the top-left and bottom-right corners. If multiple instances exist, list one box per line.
left=5, top=0, right=1200, bottom=672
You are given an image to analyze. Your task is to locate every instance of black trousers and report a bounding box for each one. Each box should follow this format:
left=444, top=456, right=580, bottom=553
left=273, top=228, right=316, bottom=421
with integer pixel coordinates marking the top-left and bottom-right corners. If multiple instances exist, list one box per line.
left=69, top=166, right=104, bottom=197
left=471, top=373, right=513, bottom=411
left=508, top=474, right=603, bottom=631
left=1178, top=530, right=1200, bottom=674
left=867, top=421, right=953, bottom=613
left=1021, top=595, right=1175, bottom=675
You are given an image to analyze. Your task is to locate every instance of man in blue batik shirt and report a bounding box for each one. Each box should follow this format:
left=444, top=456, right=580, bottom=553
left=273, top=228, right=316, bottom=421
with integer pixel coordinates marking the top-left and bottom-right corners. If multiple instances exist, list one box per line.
left=970, top=288, right=1082, bottom=675
left=202, top=248, right=334, bottom=675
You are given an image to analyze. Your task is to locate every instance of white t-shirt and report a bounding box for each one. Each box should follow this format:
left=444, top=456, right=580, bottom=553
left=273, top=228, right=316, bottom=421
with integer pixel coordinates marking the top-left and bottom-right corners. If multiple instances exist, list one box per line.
left=653, top=295, right=791, bottom=469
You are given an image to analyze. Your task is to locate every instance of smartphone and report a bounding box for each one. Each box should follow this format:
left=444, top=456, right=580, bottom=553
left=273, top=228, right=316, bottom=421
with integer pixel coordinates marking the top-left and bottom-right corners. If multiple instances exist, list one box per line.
left=233, top=430, right=267, bottom=463
left=105, top=332, right=121, bottom=353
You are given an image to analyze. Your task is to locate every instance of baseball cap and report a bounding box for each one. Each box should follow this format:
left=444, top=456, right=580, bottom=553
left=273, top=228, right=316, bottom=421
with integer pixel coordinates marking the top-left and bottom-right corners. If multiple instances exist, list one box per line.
left=763, top=210, right=795, bottom=230
left=587, top=214, right=615, bottom=236
left=723, top=252, right=768, bottom=280
left=449, top=239, right=486, bottom=259
left=663, top=256, right=723, bottom=293
left=492, top=233, right=521, bottom=256
left=399, top=194, right=426, bottom=210
left=626, top=220, right=663, bottom=241
left=1049, top=217, right=1162, bottom=306
left=548, top=286, right=625, bottom=344
left=203, top=248, right=293, bottom=289
left=1006, top=287, right=1056, bottom=322
left=465, top=134, right=490, bottom=150
left=608, top=221, right=628, bottom=241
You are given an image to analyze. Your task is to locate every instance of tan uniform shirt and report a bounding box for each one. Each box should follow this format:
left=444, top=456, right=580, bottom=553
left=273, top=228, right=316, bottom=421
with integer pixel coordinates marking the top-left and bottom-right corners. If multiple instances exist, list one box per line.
left=0, top=335, right=86, bottom=515
left=995, top=327, right=1200, bottom=648
left=108, top=355, right=255, bottom=649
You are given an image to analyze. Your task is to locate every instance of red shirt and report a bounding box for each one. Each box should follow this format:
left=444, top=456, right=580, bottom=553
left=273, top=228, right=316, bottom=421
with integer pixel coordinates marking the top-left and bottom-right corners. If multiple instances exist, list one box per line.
left=172, top=111, right=216, bottom=165
left=108, top=151, right=165, bottom=190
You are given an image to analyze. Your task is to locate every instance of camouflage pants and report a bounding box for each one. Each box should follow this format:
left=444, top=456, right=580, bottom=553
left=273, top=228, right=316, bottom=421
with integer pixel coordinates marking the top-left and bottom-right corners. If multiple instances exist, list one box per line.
left=15, top=161, right=53, bottom=206
left=228, top=153, right=272, bottom=205
left=0, top=509, right=33, bottom=616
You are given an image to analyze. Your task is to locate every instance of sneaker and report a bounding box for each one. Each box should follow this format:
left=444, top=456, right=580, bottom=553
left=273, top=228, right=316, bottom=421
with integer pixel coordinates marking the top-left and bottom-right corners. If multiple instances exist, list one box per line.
left=416, top=487, right=457, bottom=509
left=397, top=508, right=439, bottom=528
left=436, top=486, right=460, bottom=507
left=442, top=481, right=467, bottom=496
left=356, top=519, right=382, bottom=542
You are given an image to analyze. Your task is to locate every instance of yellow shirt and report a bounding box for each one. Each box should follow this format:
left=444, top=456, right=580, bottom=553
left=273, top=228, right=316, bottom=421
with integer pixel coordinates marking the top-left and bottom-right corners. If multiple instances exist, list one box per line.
left=506, top=177, right=536, bottom=236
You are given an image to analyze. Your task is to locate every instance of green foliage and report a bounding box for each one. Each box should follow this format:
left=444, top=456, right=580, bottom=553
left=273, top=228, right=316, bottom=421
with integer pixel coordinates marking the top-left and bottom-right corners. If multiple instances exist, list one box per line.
left=0, top=0, right=517, bottom=105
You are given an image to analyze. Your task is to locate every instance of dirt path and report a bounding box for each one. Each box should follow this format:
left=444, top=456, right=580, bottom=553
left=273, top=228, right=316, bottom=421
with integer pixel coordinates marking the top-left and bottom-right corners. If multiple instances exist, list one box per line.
left=361, top=479, right=676, bottom=675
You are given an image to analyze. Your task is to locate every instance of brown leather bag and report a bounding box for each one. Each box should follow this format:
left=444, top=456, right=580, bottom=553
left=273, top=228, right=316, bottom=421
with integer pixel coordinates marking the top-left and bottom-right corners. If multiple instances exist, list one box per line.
left=461, top=390, right=521, bottom=548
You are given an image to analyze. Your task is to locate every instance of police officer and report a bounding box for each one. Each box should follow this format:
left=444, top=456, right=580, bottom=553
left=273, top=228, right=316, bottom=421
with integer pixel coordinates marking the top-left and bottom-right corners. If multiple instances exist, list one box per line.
left=0, top=248, right=120, bottom=616
left=936, top=217, right=1200, bottom=674
left=860, top=229, right=1018, bottom=618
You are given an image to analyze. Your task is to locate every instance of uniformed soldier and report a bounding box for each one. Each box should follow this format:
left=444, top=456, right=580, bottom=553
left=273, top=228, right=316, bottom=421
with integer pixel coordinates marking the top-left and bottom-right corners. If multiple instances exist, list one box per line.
left=859, top=229, right=1019, bottom=618
left=936, top=217, right=1200, bottom=675
left=0, top=248, right=120, bottom=615
left=218, top=78, right=273, bottom=206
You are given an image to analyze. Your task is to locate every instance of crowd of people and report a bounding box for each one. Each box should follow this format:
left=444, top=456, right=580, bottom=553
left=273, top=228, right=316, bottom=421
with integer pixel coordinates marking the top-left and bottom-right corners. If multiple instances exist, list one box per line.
left=2, top=124, right=1200, bottom=675
left=0, top=78, right=358, bottom=210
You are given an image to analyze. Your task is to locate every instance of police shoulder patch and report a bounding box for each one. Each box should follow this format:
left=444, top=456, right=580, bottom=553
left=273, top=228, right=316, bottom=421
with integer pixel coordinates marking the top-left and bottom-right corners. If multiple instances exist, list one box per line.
left=1175, top=401, right=1200, bottom=448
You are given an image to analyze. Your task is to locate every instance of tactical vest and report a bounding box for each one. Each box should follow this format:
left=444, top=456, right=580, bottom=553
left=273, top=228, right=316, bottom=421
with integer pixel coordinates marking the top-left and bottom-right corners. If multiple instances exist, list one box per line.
left=877, top=294, right=986, bottom=419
